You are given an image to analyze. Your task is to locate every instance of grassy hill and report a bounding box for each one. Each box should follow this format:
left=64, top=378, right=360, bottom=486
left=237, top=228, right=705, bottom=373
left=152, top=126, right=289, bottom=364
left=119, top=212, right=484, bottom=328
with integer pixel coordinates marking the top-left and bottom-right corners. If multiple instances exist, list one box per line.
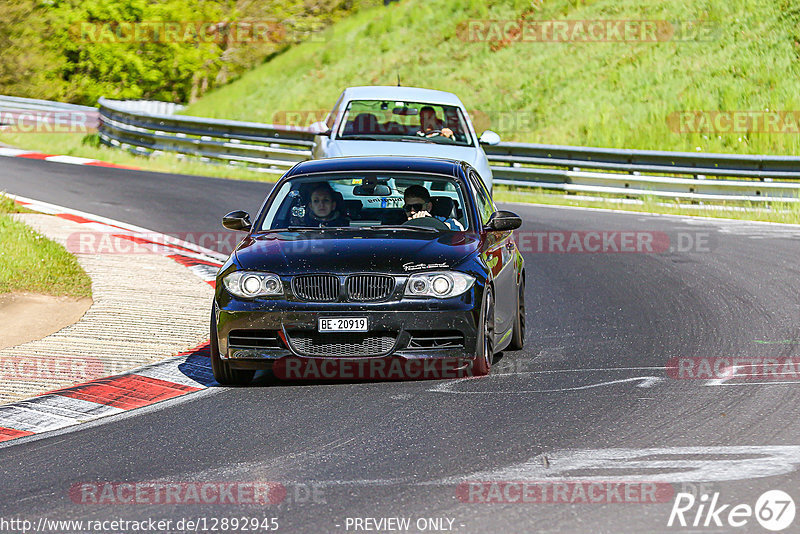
left=182, top=0, right=800, bottom=156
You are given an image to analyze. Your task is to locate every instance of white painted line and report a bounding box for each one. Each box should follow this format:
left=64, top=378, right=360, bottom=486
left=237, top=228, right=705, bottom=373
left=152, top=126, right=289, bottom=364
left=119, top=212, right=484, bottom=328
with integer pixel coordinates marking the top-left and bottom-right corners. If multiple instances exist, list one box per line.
left=3, top=193, right=227, bottom=262
left=44, top=155, right=96, bottom=165
left=438, top=446, right=800, bottom=484
left=0, top=147, right=33, bottom=157
left=494, top=366, right=667, bottom=375
left=705, top=381, right=800, bottom=387
left=429, top=375, right=666, bottom=394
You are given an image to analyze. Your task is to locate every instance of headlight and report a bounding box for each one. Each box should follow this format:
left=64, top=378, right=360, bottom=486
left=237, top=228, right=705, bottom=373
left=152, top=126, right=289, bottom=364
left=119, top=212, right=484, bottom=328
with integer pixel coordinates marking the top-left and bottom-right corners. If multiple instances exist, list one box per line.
left=405, top=271, right=475, bottom=298
left=223, top=271, right=283, bottom=298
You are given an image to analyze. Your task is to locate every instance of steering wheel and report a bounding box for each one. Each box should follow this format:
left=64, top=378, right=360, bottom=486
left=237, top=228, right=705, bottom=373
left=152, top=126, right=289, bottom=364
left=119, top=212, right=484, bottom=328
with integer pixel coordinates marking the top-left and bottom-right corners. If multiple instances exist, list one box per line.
left=418, top=129, right=456, bottom=141
left=402, top=216, right=450, bottom=231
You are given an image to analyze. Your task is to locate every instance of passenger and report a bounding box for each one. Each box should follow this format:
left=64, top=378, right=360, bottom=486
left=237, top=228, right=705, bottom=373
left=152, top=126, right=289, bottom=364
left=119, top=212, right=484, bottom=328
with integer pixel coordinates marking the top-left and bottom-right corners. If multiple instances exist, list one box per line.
left=416, top=106, right=454, bottom=140
left=293, top=183, right=349, bottom=227
left=403, top=185, right=464, bottom=231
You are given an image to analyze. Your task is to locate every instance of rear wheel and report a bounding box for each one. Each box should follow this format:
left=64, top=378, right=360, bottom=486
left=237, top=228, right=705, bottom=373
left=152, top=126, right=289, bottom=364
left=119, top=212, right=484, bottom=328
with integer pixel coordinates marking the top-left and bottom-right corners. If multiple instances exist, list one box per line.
left=471, top=289, right=495, bottom=376
left=210, top=310, right=255, bottom=386
left=507, top=276, right=525, bottom=350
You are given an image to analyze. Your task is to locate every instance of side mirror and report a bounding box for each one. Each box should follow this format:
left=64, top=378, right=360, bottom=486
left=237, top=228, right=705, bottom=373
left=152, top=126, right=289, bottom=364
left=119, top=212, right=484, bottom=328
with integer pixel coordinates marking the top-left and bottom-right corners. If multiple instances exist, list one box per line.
left=310, top=121, right=330, bottom=136
left=222, top=210, right=252, bottom=231
left=479, top=130, right=501, bottom=146
left=484, top=210, right=522, bottom=232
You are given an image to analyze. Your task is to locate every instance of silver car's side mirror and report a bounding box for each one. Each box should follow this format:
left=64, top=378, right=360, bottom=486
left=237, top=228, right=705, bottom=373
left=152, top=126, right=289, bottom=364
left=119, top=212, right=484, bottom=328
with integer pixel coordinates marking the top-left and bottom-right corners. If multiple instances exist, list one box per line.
left=479, top=130, right=501, bottom=146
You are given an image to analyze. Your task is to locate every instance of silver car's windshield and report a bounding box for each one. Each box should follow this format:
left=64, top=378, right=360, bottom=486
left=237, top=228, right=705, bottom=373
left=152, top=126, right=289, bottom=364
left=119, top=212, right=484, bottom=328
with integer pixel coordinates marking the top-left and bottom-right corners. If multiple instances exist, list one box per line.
left=336, top=100, right=474, bottom=146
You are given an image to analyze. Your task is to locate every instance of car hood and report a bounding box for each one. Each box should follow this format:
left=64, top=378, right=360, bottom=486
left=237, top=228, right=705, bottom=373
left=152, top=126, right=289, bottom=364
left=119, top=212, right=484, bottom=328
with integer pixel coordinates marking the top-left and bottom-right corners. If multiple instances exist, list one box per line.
left=233, top=230, right=480, bottom=274
left=328, top=139, right=479, bottom=164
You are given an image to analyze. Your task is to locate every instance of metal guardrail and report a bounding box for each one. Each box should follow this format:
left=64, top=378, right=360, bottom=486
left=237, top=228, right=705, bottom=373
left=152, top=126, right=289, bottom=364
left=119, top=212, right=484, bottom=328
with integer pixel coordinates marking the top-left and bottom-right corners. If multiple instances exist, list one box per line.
left=97, top=97, right=315, bottom=174
left=0, top=95, right=96, bottom=113
left=0, top=95, right=99, bottom=130
left=484, top=142, right=800, bottom=202
left=5, top=94, right=797, bottom=202
left=101, top=99, right=185, bottom=116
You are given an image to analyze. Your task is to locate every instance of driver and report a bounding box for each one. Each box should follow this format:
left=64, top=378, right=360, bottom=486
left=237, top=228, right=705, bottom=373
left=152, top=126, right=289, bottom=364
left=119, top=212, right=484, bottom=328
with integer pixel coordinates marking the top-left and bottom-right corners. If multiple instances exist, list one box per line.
left=403, top=185, right=464, bottom=230
left=292, top=182, right=349, bottom=227
left=416, top=106, right=454, bottom=140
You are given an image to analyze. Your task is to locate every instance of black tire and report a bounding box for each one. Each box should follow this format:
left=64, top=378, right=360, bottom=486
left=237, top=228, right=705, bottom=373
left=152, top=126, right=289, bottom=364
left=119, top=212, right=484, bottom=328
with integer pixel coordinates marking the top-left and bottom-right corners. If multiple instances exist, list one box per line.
left=507, top=276, right=525, bottom=351
left=210, top=310, right=255, bottom=386
left=471, top=288, right=495, bottom=376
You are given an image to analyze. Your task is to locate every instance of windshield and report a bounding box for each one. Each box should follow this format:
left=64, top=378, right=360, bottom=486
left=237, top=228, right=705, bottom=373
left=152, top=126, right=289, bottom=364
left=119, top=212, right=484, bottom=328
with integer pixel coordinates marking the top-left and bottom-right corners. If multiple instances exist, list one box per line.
left=336, top=100, right=473, bottom=146
left=258, top=173, right=470, bottom=232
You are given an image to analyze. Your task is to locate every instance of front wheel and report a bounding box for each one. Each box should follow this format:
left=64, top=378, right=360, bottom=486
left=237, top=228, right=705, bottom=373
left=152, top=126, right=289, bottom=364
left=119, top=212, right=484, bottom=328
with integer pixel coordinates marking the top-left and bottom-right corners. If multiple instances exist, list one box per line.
left=210, top=309, right=255, bottom=386
left=471, top=288, right=495, bottom=376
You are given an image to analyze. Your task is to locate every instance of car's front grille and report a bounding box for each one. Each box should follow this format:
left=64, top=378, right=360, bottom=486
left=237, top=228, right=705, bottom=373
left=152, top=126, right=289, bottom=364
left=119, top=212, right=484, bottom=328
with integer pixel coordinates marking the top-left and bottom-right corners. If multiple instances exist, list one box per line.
left=292, top=274, right=339, bottom=301
left=287, top=331, right=396, bottom=357
left=346, top=275, right=395, bottom=301
left=406, top=330, right=465, bottom=350
left=229, top=330, right=282, bottom=349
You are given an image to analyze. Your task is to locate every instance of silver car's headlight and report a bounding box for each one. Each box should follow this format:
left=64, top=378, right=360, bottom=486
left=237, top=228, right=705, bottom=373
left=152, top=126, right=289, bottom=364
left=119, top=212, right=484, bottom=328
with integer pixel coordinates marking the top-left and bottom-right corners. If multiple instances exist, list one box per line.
left=405, top=271, right=475, bottom=298
left=223, top=271, right=283, bottom=298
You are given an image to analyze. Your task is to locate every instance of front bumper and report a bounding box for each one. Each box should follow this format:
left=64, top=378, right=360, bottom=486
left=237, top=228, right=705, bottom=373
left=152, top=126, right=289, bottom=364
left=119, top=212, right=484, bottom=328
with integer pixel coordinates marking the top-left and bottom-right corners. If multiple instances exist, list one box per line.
left=214, top=291, right=482, bottom=370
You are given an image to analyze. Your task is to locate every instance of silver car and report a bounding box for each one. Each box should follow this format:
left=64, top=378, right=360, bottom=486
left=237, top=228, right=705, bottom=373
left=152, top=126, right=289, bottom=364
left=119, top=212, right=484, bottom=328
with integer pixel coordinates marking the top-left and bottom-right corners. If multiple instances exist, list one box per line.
left=310, top=86, right=500, bottom=192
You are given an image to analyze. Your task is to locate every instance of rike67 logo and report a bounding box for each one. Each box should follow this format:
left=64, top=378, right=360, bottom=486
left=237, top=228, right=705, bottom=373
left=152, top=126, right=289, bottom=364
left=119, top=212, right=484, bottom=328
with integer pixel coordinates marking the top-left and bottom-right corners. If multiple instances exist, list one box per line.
left=668, top=490, right=796, bottom=531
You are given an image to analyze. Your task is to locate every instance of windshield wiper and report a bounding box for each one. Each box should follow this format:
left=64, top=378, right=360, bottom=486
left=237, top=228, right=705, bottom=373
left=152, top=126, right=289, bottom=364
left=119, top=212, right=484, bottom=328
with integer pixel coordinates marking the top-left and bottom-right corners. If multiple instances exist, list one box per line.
left=370, top=225, right=439, bottom=233
left=340, top=135, right=384, bottom=141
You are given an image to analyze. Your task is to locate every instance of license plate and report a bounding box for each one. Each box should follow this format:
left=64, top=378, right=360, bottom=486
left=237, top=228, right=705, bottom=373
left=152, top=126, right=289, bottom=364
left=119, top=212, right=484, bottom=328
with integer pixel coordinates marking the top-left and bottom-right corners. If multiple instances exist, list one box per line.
left=318, top=317, right=368, bottom=332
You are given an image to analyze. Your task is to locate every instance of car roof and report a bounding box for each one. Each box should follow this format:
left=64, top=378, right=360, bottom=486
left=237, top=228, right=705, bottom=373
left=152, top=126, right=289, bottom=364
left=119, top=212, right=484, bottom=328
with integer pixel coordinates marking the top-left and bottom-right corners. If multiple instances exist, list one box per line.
left=340, top=86, right=464, bottom=107
left=284, top=156, right=465, bottom=178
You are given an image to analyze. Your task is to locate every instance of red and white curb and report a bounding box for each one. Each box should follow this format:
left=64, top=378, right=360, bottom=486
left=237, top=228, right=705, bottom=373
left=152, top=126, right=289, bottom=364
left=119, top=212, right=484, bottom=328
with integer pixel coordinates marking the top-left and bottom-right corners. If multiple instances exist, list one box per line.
left=7, top=194, right=225, bottom=286
left=0, top=343, right=215, bottom=443
left=0, top=195, right=226, bottom=444
left=0, top=146, right=141, bottom=170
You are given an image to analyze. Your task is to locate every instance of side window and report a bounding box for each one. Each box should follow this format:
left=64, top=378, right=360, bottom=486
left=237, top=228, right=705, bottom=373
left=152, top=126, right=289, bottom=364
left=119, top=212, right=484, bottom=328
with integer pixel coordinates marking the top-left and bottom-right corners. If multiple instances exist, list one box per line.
left=469, top=171, right=495, bottom=225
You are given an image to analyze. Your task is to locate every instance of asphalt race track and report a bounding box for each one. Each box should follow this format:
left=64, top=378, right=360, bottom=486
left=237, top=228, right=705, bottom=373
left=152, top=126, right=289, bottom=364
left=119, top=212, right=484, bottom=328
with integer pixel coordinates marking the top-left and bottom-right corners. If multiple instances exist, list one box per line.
left=2, top=157, right=800, bottom=533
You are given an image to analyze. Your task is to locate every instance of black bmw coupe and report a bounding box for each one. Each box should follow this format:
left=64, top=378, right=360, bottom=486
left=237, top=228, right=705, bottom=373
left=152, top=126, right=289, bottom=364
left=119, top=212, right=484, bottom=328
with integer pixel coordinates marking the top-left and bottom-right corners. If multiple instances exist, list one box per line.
left=212, top=156, right=525, bottom=384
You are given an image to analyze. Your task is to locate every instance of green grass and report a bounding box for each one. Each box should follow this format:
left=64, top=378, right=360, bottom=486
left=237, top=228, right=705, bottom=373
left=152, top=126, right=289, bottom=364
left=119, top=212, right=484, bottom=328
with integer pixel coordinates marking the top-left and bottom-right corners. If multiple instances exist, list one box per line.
left=0, top=195, right=92, bottom=297
left=0, top=133, right=276, bottom=182
left=182, top=0, right=800, bottom=156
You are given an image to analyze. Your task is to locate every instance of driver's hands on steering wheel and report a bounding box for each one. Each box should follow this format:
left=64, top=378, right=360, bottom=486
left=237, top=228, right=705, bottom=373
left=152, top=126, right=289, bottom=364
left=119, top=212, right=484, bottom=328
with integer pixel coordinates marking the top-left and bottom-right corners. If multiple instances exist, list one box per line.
left=417, top=128, right=454, bottom=139
left=409, top=210, right=433, bottom=220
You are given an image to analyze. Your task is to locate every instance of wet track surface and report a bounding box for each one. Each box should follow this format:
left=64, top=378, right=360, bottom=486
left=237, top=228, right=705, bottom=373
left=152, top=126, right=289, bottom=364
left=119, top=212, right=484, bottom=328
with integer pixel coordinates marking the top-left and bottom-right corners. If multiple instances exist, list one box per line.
left=1, top=158, right=800, bottom=533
